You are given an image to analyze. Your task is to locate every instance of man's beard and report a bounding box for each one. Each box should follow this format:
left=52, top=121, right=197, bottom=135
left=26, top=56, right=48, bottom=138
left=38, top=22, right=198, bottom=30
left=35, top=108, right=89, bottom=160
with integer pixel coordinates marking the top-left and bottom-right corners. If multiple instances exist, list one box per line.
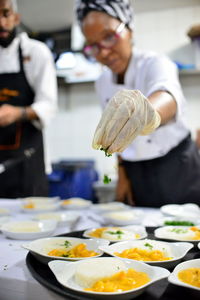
left=0, top=28, right=17, bottom=48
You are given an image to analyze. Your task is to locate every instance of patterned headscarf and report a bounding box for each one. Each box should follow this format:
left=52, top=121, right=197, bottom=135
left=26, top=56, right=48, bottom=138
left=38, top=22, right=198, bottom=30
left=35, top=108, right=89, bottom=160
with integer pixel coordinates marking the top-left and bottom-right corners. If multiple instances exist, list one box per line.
left=75, top=0, right=134, bottom=31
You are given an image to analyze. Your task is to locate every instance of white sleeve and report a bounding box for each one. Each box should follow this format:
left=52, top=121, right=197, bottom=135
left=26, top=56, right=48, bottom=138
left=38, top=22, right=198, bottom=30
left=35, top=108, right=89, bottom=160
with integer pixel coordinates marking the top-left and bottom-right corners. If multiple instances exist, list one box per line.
left=144, top=55, right=186, bottom=119
left=27, top=42, right=58, bottom=128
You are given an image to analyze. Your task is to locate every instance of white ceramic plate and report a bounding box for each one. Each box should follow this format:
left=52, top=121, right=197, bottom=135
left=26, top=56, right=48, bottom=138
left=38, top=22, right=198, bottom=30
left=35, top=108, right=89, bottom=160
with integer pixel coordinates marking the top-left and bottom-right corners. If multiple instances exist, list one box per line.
left=102, top=209, right=144, bottom=226
left=22, top=237, right=109, bottom=264
left=168, top=258, right=200, bottom=291
left=33, top=211, right=80, bottom=227
left=91, top=202, right=129, bottom=213
left=21, top=201, right=60, bottom=213
left=160, top=203, right=200, bottom=219
left=61, top=198, right=92, bottom=210
left=1, top=220, right=57, bottom=240
left=154, top=226, right=200, bottom=242
left=83, top=225, right=147, bottom=242
left=0, top=207, right=10, bottom=216
left=48, top=257, right=170, bottom=300
left=99, top=239, right=193, bottom=268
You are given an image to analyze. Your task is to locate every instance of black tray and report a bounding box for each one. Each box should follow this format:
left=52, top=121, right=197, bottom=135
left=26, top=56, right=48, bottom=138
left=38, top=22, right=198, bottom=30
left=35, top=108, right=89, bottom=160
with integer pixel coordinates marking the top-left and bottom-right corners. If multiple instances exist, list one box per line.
left=26, top=228, right=200, bottom=300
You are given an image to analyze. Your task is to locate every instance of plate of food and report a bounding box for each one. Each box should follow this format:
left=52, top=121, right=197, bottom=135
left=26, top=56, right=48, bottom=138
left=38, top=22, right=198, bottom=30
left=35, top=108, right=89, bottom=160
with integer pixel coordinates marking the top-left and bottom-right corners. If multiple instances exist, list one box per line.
left=168, top=258, right=200, bottom=290
left=102, top=209, right=144, bottom=226
left=160, top=203, right=200, bottom=219
left=33, top=211, right=80, bottom=227
left=61, top=198, right=92, bottom=210
left=22, top=197, right=59, bottom=205
left=1, top=220, right=57, bottom=240
left=99, top=239, right=193, bottom=268
left=91, top=202, right=129, bottom=213
left=48, top=257, right=170, bottom=300
left=154, top=225, right=200, bottom=243
left=0, top=216, right=11, bottom=230
left=83, top=225, right=147, bottom=242
left=21, top=201, right=60, bottom=213
left=22, top=237, right=109, bottom=264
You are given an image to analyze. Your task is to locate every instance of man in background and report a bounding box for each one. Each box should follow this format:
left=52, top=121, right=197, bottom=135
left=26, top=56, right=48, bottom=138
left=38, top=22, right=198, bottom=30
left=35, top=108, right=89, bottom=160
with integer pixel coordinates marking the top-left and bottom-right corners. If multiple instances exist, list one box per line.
left=0, top=0, right=57, bottom=198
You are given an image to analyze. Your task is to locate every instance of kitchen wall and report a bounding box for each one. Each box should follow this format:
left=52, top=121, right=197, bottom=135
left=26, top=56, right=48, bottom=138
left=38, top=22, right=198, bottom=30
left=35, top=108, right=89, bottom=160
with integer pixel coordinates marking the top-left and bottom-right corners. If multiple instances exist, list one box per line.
left=44, top=1, right=200, bottom=178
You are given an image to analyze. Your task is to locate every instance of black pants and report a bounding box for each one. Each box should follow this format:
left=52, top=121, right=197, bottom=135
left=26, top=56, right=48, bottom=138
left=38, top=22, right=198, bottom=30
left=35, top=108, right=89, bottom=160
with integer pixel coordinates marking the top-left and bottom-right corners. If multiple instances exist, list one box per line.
left=123, top=135, right=200, bottom=207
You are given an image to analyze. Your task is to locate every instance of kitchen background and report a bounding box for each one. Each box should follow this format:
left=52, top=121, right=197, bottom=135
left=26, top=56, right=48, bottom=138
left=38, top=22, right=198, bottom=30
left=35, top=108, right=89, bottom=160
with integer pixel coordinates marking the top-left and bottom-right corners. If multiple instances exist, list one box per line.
left=17, top=0, right=200, bottom=189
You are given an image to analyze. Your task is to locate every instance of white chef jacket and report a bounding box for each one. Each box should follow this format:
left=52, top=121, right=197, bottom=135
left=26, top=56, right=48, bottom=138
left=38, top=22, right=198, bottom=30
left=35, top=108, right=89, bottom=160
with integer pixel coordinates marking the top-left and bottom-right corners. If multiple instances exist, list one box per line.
left=95, top=48, right=190, bottom=161
left=0, top=32, right=58, bottom=172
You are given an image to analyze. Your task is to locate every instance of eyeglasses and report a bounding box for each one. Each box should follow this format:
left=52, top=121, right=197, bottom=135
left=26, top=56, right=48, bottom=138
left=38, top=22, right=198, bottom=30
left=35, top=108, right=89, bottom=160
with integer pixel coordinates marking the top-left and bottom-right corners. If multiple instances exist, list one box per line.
left=83, top=22, right=126, bottom=57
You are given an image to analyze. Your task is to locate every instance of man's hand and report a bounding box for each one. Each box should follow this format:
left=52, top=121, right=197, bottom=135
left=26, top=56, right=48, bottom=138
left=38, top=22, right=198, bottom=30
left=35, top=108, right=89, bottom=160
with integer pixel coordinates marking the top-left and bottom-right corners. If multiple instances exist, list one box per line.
left=92, top=89, right=161, bottom=154
left=0, top=104, right=22, bottom=127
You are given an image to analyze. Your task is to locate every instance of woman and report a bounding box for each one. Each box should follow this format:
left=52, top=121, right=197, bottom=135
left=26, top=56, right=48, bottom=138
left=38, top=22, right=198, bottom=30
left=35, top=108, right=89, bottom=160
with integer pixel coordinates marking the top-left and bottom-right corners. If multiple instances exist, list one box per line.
left=76, top=0, right=200, bottom=207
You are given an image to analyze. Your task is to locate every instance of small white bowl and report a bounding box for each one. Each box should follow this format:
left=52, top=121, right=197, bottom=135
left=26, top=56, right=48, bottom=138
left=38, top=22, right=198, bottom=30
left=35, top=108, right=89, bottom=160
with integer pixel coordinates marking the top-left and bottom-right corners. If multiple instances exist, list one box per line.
left=22, top=196, right=59, bottom=204
left=102, top=209, right=144, bottom=226
left=1, top=220, right=57, bottom=240
left=22, top=237, right=109, bottom=264
left=99, top=239, right=193, bottom=268
left=61, top=198, right=92, bottom=210
left=168, top=258, right=200, bottom=291
left=83, top=225, right=147, bottom=242
left=154, top=226, right=200, bottom=242
left=33, top=211, right=80, bottom=227
left=48, top=257, right=170, bottom=300
left=91, top=202, right=129, bottom=213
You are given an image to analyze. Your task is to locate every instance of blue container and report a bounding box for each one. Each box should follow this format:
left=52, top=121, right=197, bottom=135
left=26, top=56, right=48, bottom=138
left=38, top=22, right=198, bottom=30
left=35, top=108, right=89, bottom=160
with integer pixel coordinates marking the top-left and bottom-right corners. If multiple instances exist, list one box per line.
left=48, top=160, right=98, bottom=201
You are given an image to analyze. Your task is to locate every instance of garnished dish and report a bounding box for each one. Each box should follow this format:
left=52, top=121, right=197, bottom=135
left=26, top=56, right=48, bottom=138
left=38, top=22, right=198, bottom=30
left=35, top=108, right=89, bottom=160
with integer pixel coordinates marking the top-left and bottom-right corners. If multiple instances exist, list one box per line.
left=83, top=225, right=147, bottom=242
left=61, top=197, right=92, bottom=209
left=168, top=258, right=200, bottom=291
left=154, top=225, right=200, bottom=242
left=22, top=237, right=109, bottom=264
left=1, top=220, right=57, bottom=240
left=48, top=257, right=170, bottom=299
left=99, top=239, right=193, bottom=268
left=103, top=210, right=144, bottom=226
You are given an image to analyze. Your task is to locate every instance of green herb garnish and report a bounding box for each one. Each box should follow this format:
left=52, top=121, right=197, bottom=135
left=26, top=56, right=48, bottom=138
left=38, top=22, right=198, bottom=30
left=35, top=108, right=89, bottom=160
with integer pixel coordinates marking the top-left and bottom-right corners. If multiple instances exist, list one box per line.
left=100, top=147, right=112, bottom=157
left=63, top=240, right=72, bottom=248
left=103, top=174, right=112, bottom=184
left=144, top=243, right=153, bottom=250
left=106, top=230, right=124, bottom=235
left=164, top=220, right=194, bottom=226
left=170, top=228, right=187, bottom=234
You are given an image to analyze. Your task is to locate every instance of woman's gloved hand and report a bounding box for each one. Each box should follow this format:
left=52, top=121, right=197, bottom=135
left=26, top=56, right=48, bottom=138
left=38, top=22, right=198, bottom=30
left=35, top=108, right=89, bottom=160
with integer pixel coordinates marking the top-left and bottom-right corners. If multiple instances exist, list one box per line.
left=92, top=89, right=161, bottom=153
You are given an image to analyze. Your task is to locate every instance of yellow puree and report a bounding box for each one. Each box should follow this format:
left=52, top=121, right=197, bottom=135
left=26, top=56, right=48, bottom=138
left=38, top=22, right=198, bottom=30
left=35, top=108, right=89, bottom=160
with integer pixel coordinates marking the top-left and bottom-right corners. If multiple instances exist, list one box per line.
left=178, top=268, right=200, bottom=288
left=189, top=227, right=200, bottom=240
left=62, top=200, right=72, bottom=205
left=89, top=227, right=140, bottom=239
left=23, top=202, right=35, bottom=209
left=48, top=243, right=98, bottom=258
left=114, top=248, right=172, bottom=261
left=85, top=268, right=150, bottom=292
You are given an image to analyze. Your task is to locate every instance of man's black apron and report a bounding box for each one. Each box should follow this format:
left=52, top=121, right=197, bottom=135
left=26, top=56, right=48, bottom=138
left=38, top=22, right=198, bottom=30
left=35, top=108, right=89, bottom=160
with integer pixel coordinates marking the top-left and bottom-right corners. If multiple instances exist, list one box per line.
left=0, top=45, right=48, bottom=198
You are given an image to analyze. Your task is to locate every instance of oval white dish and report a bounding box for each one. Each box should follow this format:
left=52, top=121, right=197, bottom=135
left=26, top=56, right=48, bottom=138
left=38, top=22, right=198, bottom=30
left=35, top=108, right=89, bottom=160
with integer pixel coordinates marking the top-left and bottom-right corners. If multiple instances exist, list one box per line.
left=61, top=198, right=92, bottom=210
left=154, top=225, right=200, bottom=242
left=33, top=211, right=80, bottom=227
left=168, top=258, right=200, bottom=291
left=83, top=225, right=147, bottom=242
left=99, top=238, right=193, bottom=268
left=48, top=257, right=170, bottom=300
left=22, top=237, right=109, bottom=264
left=102, top=209, right=144, bottom=226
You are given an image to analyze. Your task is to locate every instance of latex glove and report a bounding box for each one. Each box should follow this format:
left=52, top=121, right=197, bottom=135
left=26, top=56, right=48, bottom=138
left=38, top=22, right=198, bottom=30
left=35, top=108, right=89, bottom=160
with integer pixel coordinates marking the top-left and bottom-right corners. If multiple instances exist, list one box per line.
left=92, top=89, right=161, bottom=153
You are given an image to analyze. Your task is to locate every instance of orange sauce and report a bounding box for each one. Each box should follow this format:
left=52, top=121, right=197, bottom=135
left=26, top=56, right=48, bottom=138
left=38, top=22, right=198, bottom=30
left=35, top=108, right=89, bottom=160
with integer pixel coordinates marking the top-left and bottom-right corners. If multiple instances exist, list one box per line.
left=48, top=243, right=98, bottom=258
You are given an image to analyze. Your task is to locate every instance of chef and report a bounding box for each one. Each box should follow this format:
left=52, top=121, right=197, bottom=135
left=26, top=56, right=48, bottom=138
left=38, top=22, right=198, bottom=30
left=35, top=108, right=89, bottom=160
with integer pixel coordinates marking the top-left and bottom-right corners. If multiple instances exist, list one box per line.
left=76, top=0, right=200, bottom=207
left=0, top=0, right=57, bottom=198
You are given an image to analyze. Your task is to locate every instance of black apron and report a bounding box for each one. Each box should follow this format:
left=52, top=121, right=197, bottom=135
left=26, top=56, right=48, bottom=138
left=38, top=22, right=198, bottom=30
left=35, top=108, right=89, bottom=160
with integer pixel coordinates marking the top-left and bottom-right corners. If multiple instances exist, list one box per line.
left=122, top=135, right=200, bottom=207
left=0, top=45, right=48, bottom=198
